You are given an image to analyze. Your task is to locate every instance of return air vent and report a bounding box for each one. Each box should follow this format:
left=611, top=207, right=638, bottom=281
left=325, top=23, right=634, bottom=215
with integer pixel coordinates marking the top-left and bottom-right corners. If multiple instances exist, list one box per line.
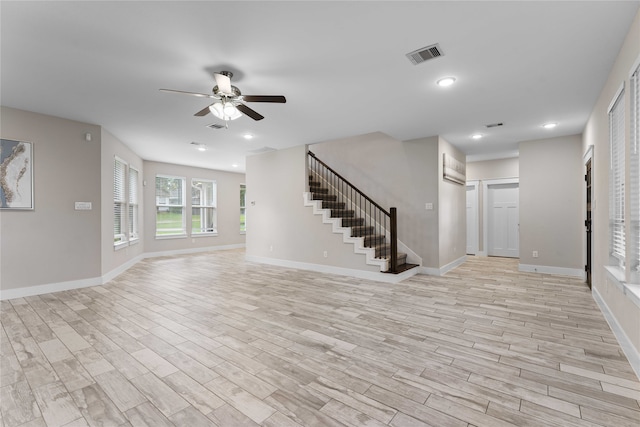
left=207, top=123, right=225, bottom=129
left=406, top=44, right=443, bottom=65
left=485, top=122, right=504, bottom=128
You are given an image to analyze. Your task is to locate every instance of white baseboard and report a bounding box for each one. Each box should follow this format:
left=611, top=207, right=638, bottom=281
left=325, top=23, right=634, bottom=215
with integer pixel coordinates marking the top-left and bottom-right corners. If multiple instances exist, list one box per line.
left=0, top=277, right=103, bottom=301
left=143, top=243, right=246, bottom=259
left=0, top=244, right=247, bottom=301
left=519, top=264, right=586, bottom=279
left=245, top=255, right=418, bottom=284
left=418, top=255, right=467, bottom=276
left=592, top=287, right=640, bottom=381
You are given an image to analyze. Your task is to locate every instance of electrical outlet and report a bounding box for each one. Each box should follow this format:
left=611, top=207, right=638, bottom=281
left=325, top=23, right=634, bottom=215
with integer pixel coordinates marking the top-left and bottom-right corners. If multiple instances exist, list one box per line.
left=270, top=245, right=273, bottom=252
left=533, top=250, right=538, bottom=258
left=323, top=251, right=328, bottom=258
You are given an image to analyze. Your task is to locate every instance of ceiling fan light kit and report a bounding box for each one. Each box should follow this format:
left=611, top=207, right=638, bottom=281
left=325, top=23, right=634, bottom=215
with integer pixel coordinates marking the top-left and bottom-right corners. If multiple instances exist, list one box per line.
left=160, top=70, right=286, bottom=128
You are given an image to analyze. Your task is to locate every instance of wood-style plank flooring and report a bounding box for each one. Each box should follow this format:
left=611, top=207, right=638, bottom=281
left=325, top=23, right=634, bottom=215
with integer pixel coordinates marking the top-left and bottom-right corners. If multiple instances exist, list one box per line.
left=1, top=249, right=639, bottom=426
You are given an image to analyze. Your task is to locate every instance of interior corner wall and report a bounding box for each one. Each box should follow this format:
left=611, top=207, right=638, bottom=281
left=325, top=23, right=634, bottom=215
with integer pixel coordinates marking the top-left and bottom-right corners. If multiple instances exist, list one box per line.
left=245, top=144, right=380, bottom=272
left=438, top=137, right=467, bottom=268
left=583, top=9, right=640, bottom=355
left=312, top=132, right=441, bottom=269
left=519, top=134, right=583, bottom=272
left=101, top=128, right=144, bottom=275
left=0, top=107, right=102, bottom=291
left=142, top=161, right=246, bottom=255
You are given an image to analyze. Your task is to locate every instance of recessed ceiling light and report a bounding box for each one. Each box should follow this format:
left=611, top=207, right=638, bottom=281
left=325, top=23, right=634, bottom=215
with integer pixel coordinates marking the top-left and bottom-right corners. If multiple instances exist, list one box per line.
left=471, top=133, right=483, bottom=140
left=243, top=133, right=254, bottom=140
left=190, top=141, right=207, bottom=151
left=542, top=122, right=557, bottom=129
left=436, top=77, right=456, bottom=87
left=232, top=164, right=239, bottom=168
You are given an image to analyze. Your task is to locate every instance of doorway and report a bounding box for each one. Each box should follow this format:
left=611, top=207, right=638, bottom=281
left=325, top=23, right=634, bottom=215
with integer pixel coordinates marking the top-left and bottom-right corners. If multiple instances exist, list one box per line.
left=585, top=157, right=592, bottom=288
left=485, top=181, right=519, bottom=258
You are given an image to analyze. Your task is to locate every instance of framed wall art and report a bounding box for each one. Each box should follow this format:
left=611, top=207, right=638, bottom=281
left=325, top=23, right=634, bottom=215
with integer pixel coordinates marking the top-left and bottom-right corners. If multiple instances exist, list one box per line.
left=443, top=153, right=466, bottom=185
left=1, top=139, right=34, bottom=209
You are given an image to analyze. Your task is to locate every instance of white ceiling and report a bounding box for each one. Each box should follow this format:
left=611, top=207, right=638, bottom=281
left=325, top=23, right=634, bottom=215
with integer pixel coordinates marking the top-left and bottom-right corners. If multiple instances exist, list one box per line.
left=2, top=1, right=638, bottom=172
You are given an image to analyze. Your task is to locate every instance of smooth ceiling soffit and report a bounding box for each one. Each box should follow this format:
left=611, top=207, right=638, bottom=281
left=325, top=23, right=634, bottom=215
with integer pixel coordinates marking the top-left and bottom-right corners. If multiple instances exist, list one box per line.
left=406, top=43, right=443, bottom=65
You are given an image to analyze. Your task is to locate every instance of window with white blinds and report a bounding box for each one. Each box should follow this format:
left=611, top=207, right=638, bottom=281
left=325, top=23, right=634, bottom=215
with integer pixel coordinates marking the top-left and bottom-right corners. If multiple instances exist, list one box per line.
left=631, top=64, right=640, bottom=281
left=129, top=167, right=139, bottom=241
left=113, top=157, right=127, bottom=245
left=191, top=179, right=217, bottom=234
left=156, top=175, right=186, bottom=237
left=609, top=87, right=625, bottom=267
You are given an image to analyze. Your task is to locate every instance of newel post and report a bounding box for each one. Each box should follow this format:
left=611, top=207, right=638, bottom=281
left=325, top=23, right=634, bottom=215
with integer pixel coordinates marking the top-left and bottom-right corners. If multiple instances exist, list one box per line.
left=390, top=207, right=398, bottom=273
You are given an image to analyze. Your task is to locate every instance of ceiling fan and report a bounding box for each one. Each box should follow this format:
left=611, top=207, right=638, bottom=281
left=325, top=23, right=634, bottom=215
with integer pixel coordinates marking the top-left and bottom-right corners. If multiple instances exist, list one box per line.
left=160, top=71, right=286, bottom=127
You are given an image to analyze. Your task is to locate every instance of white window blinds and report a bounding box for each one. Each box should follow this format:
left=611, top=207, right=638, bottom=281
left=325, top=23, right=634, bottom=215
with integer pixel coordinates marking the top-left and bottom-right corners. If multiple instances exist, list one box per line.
left=631, top=65, right=640, bottom=279
left=609, top=88, right=625, bottom=265
left=113, top=158, right=127, bottom=245
left=129, top=167, right=139, bottom=240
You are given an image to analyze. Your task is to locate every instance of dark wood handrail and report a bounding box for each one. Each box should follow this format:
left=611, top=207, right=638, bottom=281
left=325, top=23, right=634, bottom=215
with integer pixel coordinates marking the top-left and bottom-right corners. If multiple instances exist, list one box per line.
left=308, top=151, right=389, bottom=216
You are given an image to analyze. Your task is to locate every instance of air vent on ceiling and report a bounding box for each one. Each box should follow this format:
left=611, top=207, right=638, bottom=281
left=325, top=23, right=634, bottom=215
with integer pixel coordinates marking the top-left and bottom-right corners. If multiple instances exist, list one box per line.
left=485, top=122, right=504, bottom=128
left=406, top=43, right=443, bottom=65
left=207, top=123, right=225, bottom=129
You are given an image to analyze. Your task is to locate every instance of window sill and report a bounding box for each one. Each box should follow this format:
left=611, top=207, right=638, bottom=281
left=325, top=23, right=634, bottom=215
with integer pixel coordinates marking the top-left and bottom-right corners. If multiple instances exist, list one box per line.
left=191, top=232, right=218, bottom=238
left=114, top=241, right=128, bottom=251
left=155, top=234, right=187, bottom=240
left=605, top=266, right=640, bottom=309
left=240, top=231, right=246, bottom=235
left=129, top=238, right=140, bottom=246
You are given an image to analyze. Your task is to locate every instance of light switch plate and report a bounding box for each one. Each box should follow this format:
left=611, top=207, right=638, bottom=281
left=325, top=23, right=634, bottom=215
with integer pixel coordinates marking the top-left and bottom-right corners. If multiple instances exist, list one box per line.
left=75, top=202, right=92, bottom=210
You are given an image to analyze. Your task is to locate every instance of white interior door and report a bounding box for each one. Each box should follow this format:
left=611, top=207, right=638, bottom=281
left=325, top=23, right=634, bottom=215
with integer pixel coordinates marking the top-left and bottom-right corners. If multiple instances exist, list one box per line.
left=487, top=183, right=519, bottom=258
left=466, top=184, right=478, bottom=255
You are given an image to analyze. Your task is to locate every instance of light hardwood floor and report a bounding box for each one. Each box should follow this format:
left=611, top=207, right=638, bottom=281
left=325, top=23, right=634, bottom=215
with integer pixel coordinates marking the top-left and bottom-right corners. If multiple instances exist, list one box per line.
left=1, top=249, right=639, bottom=427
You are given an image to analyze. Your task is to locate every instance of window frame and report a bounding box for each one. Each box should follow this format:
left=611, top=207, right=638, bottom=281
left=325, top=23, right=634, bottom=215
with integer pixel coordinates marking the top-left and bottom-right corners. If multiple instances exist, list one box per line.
left=608, top=84, right=626, bottom=268
left=630, top=62, right=640, bottom=283
left=113, top=157, right=128, bottom=248
left=128, top=166, right=140, bottom=243
left=155, top=174, right=187, bottom=238
left=191, top=178, right=218, bottom=235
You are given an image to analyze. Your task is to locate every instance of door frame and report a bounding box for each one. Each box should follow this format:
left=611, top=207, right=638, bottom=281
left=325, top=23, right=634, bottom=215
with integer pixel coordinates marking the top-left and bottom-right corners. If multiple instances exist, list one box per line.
left=584, top=145, right=594, bottom=287
left=483, top=178, right=519, bottom=258
left=466, top=180, right=479, bottom=255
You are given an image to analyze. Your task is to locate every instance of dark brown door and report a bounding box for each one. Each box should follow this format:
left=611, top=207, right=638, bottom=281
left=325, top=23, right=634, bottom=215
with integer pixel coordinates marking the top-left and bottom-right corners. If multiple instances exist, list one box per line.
left=586, top=159, right=592, bottom=288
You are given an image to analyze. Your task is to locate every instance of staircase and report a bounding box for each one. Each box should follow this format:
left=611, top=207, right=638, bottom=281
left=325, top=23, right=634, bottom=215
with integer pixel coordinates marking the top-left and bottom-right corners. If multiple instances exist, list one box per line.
left=305, top=159, right=417, bottom=274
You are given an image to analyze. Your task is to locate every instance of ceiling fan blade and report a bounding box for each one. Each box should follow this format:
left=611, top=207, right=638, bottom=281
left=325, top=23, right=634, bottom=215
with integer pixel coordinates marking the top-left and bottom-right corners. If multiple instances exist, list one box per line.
left=194, top=105, right=212, bottom=117
left=214, top=73, right=233, bottom=95
left=236, top=103, right=264, bottom=121
left=242, top=95, right=286, bottom=103
left=159, top=88, right=214, bottom=98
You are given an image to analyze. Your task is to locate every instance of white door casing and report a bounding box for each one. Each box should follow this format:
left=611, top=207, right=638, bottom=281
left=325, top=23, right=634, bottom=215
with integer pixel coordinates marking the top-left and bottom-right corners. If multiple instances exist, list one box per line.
left=483, top=179, right=519, bottom=258
left=466, top=181, right=479, bottom=255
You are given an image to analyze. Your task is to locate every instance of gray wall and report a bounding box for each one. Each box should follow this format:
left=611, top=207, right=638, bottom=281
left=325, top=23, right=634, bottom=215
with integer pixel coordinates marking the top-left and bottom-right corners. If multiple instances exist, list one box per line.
left=1, top=107, right=102, bottom=290
left=467, top=157, right=519, bottom=181
left=101, top=128, right=144, bottom=275
left=438, top=137, right=467, bottom=267
left=143, top=161, right=246, bottom=255
left=519, top=135, right=583, bottom=270
left=583, top=9, right=640, bottom=354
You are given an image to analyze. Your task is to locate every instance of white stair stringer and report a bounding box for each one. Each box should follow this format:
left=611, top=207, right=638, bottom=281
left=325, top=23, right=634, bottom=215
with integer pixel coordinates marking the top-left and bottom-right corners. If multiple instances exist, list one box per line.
left=303, top=192, right=388, bottom=271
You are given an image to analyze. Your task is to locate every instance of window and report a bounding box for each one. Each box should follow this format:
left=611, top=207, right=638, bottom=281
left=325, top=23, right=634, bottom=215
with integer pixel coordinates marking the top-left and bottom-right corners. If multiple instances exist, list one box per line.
left=240, top=184, right=246, bottom=233
left=609, top=87, right=625, bottom=267
left=129, top=167, right=139, bottom=241
left=156, top=175, right=186, bottom=237
left=631, top=64, right=640, bottom=281
left=113, top=157, right=127, bottom=246
left=192, top=179, right=217, bottom=234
